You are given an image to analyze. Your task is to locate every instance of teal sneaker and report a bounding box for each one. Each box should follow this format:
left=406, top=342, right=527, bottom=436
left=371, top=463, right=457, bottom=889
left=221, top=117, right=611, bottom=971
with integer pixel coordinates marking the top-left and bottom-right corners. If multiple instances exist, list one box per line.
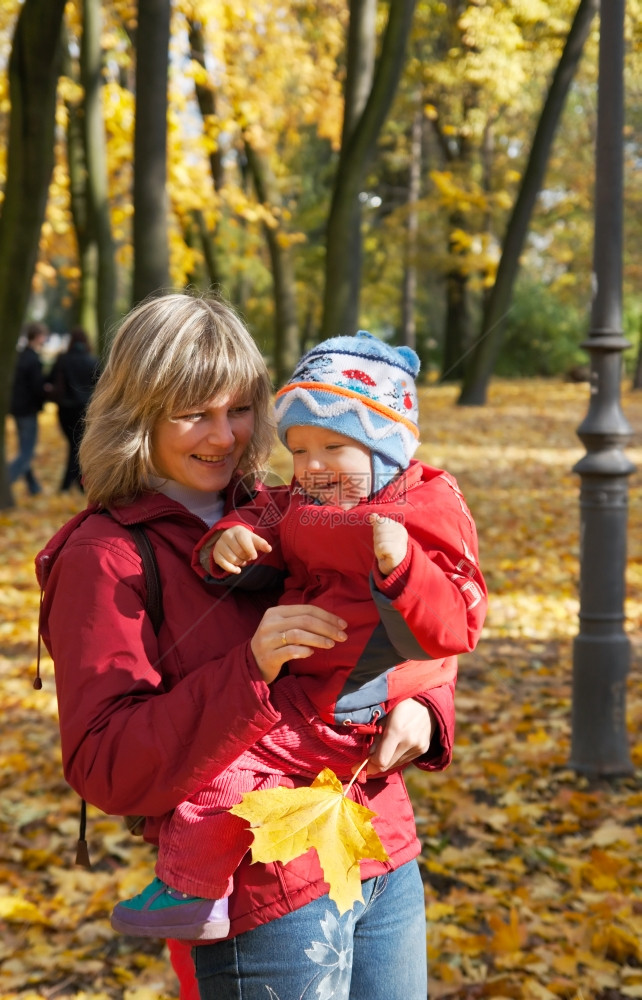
left=111, top=877, right=230, bottom=940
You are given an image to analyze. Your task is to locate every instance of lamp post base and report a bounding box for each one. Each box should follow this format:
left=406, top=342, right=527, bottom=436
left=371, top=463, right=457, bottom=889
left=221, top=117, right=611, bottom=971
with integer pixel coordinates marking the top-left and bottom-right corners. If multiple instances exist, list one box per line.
left=569, top=632, right=633, bottom=777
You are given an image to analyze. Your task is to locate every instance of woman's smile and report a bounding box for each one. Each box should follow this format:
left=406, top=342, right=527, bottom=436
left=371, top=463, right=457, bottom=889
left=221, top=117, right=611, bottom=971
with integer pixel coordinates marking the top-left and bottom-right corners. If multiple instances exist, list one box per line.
left=192, top=453, right=231, bottom=464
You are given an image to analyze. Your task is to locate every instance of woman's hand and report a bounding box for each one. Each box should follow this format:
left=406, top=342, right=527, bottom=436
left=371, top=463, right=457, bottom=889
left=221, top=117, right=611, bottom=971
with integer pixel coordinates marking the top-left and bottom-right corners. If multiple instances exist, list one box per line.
left=251, top=605, right=347, bottom=684
left=365, top=699, right=435, bottom=775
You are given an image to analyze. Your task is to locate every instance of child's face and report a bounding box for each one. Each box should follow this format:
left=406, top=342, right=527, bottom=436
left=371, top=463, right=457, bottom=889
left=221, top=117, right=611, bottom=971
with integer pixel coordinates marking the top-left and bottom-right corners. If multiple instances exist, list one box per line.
left=286, top=425, right=372, bottom=509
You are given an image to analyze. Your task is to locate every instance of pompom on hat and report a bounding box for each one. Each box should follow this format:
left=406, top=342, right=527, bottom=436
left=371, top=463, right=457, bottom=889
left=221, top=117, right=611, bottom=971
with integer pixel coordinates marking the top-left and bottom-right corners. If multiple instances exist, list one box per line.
left=275, top=331, right=420, bottom=491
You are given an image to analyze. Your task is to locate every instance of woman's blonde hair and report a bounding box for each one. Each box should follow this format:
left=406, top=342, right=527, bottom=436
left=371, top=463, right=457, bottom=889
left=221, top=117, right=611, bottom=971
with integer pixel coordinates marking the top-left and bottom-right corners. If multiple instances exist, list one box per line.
left=79, top=292, right=275, bottom=506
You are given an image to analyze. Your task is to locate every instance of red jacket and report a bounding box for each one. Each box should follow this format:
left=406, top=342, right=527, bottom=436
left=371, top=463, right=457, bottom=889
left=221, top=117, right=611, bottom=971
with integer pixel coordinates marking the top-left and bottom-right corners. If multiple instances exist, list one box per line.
left=36, top=488, right=457, bottom=938
left=196, top=461, right=486, bottom=726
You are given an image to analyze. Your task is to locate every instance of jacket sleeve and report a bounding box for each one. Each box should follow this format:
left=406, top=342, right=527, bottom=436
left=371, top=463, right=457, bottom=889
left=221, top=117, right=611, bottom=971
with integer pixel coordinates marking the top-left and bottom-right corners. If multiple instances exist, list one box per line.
left=41, top=535, right=281, bottom=820
left=28, top=352, right=47, bottom=408
left=411, top=677, right=457, bottom=772
left=372, top=473, right=487, bottom=658
left=192, top=488, right=289, bottom=589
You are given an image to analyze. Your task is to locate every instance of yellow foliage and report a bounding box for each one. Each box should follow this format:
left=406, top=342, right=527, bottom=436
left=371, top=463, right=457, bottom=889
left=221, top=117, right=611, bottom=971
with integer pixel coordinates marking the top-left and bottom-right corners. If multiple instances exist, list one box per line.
left=591, top=924, right=642, bottom=965
left=430, top=170, right=488, bottom=213
left=487, top=907, right=527, bottom=954
left=0, top=895, right=50, bottom=925
left=449, top=227, right=473, bottom=253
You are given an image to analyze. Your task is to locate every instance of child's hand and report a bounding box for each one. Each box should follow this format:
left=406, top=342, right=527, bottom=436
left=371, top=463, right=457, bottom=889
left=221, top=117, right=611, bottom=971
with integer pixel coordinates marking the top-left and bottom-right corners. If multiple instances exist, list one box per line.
left=370, top=514, right=408, bottom=577
left=213, top=525, right=272, bottom=574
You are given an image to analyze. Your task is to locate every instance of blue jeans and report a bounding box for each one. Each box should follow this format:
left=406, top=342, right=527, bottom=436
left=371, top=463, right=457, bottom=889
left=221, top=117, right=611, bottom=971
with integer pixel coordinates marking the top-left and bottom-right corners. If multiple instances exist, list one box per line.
left=9, top=414, right=41, bottom=494
left=192, top=860, right=427, bottom=1000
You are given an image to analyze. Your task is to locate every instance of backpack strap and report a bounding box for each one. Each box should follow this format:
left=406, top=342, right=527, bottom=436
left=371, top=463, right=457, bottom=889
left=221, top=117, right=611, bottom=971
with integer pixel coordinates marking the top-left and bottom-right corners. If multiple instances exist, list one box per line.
left=99, top=511, right=164, bottom=634
left=74, top=514, right=164, bottom=867
left=123, top=522, right=164, bottom=635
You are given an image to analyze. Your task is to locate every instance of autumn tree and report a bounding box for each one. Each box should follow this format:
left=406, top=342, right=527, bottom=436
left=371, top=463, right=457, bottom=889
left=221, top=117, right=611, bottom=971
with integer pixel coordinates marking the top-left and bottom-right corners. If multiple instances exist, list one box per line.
left=399, top=104, right=423, bottom=350
left=64, top=0, right=117, bottom=350
left=243, top=141, right=301, bottom=384
left=185, top=18, right=223, bottom=289
left=174, top=0, right=346, bottom=376
left=458, top=0, right=599, bottom=406
left=344, top=1, right=598, bottom=384
left=79, top=0, right=117, bottom=347
left=132, top=0, right=171, bottom=303
left=0, top=0, right=67, bottom=510
left=185, top=7, right=302, bottom=382
left=2, top=0, right=639, bottom=393
left=320, top=0, right=417, bottom=340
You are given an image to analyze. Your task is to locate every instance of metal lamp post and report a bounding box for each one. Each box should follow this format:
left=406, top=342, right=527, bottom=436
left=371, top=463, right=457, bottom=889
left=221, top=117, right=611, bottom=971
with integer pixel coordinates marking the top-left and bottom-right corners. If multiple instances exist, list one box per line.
left=570, top=0, right=636, bottom=776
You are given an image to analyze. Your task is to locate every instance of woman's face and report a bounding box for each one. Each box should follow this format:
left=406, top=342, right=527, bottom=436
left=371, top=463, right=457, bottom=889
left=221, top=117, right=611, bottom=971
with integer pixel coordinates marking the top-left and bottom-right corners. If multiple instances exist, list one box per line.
left=151, top=393, right=255, bottom=493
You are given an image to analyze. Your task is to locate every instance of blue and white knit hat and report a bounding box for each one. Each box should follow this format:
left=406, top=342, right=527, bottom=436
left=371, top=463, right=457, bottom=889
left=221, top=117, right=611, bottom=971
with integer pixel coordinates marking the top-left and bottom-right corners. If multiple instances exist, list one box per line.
left=274, top=331, right=420, bottom=490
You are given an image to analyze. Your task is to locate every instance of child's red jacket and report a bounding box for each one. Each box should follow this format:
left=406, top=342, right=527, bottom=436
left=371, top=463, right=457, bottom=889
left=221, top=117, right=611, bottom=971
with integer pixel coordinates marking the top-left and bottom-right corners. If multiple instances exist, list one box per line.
left=195, top=460, right=487, bottom=725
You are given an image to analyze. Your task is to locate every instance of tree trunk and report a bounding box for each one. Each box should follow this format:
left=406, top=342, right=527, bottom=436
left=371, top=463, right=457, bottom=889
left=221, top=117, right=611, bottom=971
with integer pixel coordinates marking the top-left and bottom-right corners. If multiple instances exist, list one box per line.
left=132, top=0, right=171, bottom=304
left=0, top=0, right=67, bottom=510
left=195, top=210, right=220, bottom=288
left=82, top=0, right=116, bottom=351
left=342, top=0, right=377, bottom=146
left=65, top=31, right=98, bottom=335
left=441, top=261, right=471, bottom=383
left=187, top=18, right=223, bottom=288
left=400, top=106, right=422, bottom=351
left=320, top=0, right=417, bottom=340
left=458, top=0, right=599, bottom=406
left=243, top=141, right=300, bottom=385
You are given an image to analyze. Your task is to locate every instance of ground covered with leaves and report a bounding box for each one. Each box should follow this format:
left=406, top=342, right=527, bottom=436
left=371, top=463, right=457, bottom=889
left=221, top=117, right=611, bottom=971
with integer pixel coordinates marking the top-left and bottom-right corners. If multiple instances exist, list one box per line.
left=1, top=379, right=641, bottom=1000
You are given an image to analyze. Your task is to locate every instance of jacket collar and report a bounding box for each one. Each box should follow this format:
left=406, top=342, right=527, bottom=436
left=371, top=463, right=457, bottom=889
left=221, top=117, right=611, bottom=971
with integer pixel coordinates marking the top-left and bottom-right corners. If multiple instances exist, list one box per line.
left=105, top=470, right=263, bottom=526
left=367, top=459, right=428, bottom=504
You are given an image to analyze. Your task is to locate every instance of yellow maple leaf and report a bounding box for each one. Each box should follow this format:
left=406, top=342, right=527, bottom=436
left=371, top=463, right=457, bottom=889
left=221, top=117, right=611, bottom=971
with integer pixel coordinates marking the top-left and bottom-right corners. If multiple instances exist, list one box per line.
left=230, top=766, right=389, bottom=915
left=487, top=907, right=527, bottom=953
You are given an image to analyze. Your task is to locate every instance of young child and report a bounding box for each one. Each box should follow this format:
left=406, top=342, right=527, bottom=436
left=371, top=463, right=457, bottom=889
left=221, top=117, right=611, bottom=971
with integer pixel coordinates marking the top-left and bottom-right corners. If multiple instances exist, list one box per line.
left=111, top=331, right=487, bottom=941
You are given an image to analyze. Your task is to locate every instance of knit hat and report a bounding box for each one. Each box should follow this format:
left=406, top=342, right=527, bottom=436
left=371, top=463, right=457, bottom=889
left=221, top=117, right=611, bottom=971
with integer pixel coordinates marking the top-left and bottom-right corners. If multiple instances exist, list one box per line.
left=274, top=331, right=420, bottom=491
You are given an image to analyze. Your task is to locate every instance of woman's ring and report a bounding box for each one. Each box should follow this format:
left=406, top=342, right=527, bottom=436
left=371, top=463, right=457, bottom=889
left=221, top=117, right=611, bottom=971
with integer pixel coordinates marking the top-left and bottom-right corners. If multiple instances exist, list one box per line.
left=281, top=631, right=288, bottom=646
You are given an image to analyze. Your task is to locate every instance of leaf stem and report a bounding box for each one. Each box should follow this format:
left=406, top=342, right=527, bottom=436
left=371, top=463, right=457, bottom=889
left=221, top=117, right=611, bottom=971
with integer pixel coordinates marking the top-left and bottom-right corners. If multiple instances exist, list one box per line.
left=343, top=758, right=369, bottom=796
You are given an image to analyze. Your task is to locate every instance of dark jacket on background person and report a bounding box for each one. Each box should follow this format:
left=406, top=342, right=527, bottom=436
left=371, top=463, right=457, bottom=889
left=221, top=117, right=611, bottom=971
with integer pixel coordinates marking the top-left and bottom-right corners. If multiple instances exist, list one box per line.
left=49, top=328, right=100, bottom=492
left=10, top=344, right=47, bottom=417
left=49, top=329, right=100, bottom=409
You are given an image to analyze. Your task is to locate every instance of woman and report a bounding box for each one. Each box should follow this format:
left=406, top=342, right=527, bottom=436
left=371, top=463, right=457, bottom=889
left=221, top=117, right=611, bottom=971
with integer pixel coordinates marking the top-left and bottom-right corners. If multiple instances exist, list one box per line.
left=36, top=292, right=455, bottom=1000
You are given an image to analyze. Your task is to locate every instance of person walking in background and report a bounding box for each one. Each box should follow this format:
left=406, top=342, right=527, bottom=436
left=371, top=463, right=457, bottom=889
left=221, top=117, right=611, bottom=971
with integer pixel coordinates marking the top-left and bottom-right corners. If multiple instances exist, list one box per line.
left=48, top=327, right=100, bottom=492
left=8, top=321, right=49, bottom=496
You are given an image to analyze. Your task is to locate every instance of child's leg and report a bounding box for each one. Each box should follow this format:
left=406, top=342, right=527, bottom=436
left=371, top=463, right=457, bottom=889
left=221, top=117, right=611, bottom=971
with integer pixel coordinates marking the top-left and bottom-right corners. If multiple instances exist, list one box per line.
left=111, top=764, right=259, bottom=940
left=111, top=695, right=369, bottom=940
left=110, top=876, right=231, bottom=940
left=156, top=791, right=254, bottom=898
